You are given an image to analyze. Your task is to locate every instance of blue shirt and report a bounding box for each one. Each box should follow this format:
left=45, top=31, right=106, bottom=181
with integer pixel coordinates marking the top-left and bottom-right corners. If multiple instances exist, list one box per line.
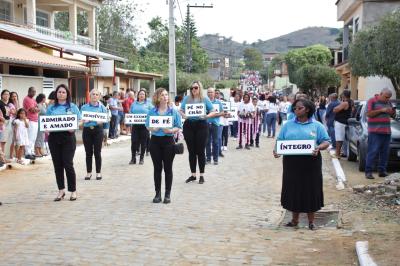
left=108, top=98, right=119, bottom=116
left=146, top=107, right=182, bottom=137
left=277, top=118, right=331, bottom=145
left=180, top=96, right=214, bottom=121
left=325, top=100, right=340, bottom=127
left=80, top=102, right=108, bottom=127
left=129, top=100, right=153, bottom=114
left=207, top=99, right=223, bottom=126
left=286, top=103, right=295, bottom=120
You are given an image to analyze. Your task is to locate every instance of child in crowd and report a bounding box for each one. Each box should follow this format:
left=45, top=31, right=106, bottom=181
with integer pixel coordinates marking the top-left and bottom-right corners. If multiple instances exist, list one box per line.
left=13, top=109, right=29, bottom=165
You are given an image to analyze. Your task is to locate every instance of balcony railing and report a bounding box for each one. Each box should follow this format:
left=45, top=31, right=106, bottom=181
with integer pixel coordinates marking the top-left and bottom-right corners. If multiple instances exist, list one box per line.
left=0, top=16, right=94, bottom=48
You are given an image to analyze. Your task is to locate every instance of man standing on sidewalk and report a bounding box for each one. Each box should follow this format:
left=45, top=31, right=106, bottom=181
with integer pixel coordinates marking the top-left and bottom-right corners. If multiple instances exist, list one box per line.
left=23, top=87, right=40, bottom=160
left=365, top=88, right=396, bottom=179
left=325, top=93, right=340, bottom=150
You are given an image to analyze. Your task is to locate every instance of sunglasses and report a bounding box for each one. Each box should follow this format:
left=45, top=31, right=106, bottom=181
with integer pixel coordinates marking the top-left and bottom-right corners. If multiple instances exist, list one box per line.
left=293, top=106, right=305, bottom=111
left=191, top=86, right=199, bottom=90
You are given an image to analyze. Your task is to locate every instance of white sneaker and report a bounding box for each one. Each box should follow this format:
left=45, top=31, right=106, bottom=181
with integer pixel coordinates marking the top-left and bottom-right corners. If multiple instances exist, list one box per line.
left=224, top=146, right=228, bottom=151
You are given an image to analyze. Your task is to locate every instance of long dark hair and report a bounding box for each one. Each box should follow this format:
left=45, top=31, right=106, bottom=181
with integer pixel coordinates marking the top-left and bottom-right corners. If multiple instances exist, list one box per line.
left=136, top=89, right=147, bottom=102
left=16, top=108, right=26, bottom=120
left=9, top=91, right=19, bottom=105
left=1, top=89, right=10, bottom=101
left=36, top=93, right=46, bottom=104
left=268, top=95, right=277, bottom=104
left=54, top=84, right=71, bottom=106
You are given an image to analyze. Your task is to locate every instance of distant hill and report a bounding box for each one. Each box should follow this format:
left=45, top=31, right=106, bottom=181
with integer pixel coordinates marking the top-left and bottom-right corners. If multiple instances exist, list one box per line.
left=199, top=27, right=341, bottom=58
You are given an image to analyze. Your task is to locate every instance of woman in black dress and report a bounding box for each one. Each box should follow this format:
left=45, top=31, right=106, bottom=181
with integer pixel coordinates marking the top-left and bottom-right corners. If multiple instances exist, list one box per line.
left=273, top=99, right=330, bottom=230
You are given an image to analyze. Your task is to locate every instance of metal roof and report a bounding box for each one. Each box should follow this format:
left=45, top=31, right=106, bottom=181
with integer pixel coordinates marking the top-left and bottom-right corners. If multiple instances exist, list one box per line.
left=0, top=39, right=89, bottom=72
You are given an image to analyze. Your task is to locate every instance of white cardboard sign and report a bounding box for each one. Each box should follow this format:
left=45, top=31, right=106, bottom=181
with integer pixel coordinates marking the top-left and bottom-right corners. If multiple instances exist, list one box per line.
left=39, top=114, right=78, bottom=132
left=228, top=106, right=238, bottom=122
left=81, top=111, right=108, bottom=123
left=125, top=113, right=147, bottom=125
left=222, top=101, right=231, bottom=111
left=276, top=139, right=316, bottom=155
left=185, top=103, right=205, bottom=117
left=149, top=116, right=173, bottom=128
left=212, top=104, right=220, bottom=113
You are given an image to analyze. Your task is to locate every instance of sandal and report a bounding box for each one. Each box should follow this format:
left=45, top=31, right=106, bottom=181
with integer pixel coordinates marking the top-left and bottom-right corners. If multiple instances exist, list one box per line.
left=285, top=221, right=299, bottom=227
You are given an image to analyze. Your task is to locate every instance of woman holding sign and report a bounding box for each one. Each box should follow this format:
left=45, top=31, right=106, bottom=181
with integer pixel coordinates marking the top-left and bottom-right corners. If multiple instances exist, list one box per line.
left=146, top=88, right=182, bottom=204
left=273, top=99, right=330, bottom=230
left=179, top=81, right=216, bottom=184
left=46, top=84, right=81, bottom=201
left=129, top=89, right=153, bottom=165
left=80, top=89, right=108, bottom=180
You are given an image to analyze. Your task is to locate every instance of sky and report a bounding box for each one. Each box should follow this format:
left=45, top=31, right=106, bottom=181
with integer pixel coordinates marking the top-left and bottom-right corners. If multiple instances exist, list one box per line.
left=133, top=0, right=343, bottom=44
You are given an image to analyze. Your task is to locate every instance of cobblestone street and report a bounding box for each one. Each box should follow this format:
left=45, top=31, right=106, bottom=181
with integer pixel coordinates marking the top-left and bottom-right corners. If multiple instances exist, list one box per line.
left=0, top=136, right=389, bottom=265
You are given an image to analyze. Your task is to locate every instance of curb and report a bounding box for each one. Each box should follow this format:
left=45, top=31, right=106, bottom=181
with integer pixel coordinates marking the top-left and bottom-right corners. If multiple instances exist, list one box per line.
left=329, top=149, right=347, bottom=190
left=356, top=241, right=377, bottom=266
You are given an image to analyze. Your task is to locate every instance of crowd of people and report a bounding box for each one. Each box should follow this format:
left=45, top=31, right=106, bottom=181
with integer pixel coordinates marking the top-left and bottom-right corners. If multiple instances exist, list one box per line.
left=0, top=83, right=396, bottom=230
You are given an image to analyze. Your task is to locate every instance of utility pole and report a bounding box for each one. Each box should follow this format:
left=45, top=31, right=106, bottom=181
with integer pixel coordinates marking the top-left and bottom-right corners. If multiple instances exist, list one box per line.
left=185, top=3, right=213, bottom=73
left=168, top=0, right=176, bottom=98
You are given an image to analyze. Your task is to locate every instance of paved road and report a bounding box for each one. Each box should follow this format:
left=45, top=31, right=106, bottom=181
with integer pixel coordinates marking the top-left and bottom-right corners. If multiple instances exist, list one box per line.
left=0, top=135, right=357, bottom=265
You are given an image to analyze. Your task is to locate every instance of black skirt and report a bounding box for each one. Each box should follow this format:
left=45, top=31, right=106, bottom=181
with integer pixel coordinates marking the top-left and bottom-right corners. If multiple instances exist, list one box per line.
left=281, top=153, right=324, bottom=213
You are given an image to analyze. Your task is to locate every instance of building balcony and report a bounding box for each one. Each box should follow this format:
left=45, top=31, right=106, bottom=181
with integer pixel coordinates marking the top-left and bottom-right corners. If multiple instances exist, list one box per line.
left=0, top=18, right=94, bottom=48
left=336, top=0, right=362, bottom=21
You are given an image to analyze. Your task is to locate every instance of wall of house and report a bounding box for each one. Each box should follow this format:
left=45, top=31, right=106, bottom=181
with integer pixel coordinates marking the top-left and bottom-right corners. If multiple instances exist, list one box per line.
left=363, top=2, right=400, bottom=27
left=357, top=76, right=396, bottom=100
left=1, top=74, right=43, bottom=98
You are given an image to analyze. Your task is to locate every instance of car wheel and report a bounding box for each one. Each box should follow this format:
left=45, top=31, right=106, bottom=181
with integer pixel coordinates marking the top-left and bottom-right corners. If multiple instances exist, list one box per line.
left=347, top=143, right=357, bottom=161
left=358, top=145, right=366, bottom=172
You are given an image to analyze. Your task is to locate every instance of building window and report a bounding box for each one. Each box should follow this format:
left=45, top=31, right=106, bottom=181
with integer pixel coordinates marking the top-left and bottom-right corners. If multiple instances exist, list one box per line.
left=0, top=0, right=12, bottom=21
left=354, top=17, right=360, bottom=34
left=24, top=8, right=49, bottom=27
left=36, top=10, right=49, bottom=27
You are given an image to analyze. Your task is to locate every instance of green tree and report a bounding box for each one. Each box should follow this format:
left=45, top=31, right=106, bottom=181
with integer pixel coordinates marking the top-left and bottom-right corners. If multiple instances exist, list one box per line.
left=285, top=44, right=332, bottom=85
left=243, top=48, right=263, bottom=71
left=295, top=65, right=340, bottom=96
left=349, top=10, right=400, bottom=98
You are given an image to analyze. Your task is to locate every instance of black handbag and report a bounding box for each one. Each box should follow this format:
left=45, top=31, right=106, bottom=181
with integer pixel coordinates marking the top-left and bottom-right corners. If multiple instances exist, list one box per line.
left=174, top=142, right=184, bottom=154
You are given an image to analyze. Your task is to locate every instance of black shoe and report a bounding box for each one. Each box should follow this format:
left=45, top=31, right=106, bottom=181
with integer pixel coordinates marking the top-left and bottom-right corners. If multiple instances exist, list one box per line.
left=96, top=175, right=102, bottom=180
left=25, top=154, right=35, bottom=160
left=219, top=153, right=224, bottom=157
left=185, top=176, right=196, bottom=183
left=308, top=222, right=316, bottom=230
left=256, top=144, right=260, bottom=148
left=378, top=172, right=389, bottom=177
left=139, top=159, right=144, bottom=165
left=245, top=144, right=251, bottom=150
left=284, top=221, right=299, bottom=227
left=129, top=159, right=136, bottom=165
left=236, top=145, right=243, bottom=149
left=153, top=192, right=162, bottom=203
left=250, top=143, right=254, bottom=147
left=213, top=161, right=218, bottom=165
left=146, top=151, right=150, bottom=157
left=84, top=174, right=92, bottom=180
left=365, top=173, right=375, bottom=179
left=163, top=192, right=171, bottom=204
left=0, top=202, right=2, bottom=206
left=199, top=176, right=205, bottom=184
left=54, top=192, right=65, bottom=202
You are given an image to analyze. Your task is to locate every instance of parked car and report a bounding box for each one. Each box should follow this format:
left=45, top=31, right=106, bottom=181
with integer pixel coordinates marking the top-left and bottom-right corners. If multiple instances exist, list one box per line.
left=346, top=100, right=400, bottom=171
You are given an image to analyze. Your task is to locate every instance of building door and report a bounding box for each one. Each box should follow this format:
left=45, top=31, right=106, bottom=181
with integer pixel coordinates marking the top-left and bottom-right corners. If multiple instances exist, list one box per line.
left=69, top=76, right=94, bottom=107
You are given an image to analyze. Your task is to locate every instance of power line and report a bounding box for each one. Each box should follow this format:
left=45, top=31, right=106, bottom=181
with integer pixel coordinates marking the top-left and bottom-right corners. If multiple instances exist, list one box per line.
left=176, top=0, right=184, bottom=23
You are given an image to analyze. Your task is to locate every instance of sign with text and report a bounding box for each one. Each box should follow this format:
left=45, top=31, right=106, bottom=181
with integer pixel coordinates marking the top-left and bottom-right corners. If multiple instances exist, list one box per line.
left=212, top=104, right=220, bottom=113
left=81, top=111, right=108, bottom=123
left=228, top=106, right=238, bottom=122
left=125, top=113, right=147, bottom=125
left=185, top=103, right=205, bottom=117
left=222, top=101, right=231, bottom=111
left=39, top=114, right=78, bottom=132
left=276, top=139, right=316, bottom=155
left=149, top=116, right=173, bottom=128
